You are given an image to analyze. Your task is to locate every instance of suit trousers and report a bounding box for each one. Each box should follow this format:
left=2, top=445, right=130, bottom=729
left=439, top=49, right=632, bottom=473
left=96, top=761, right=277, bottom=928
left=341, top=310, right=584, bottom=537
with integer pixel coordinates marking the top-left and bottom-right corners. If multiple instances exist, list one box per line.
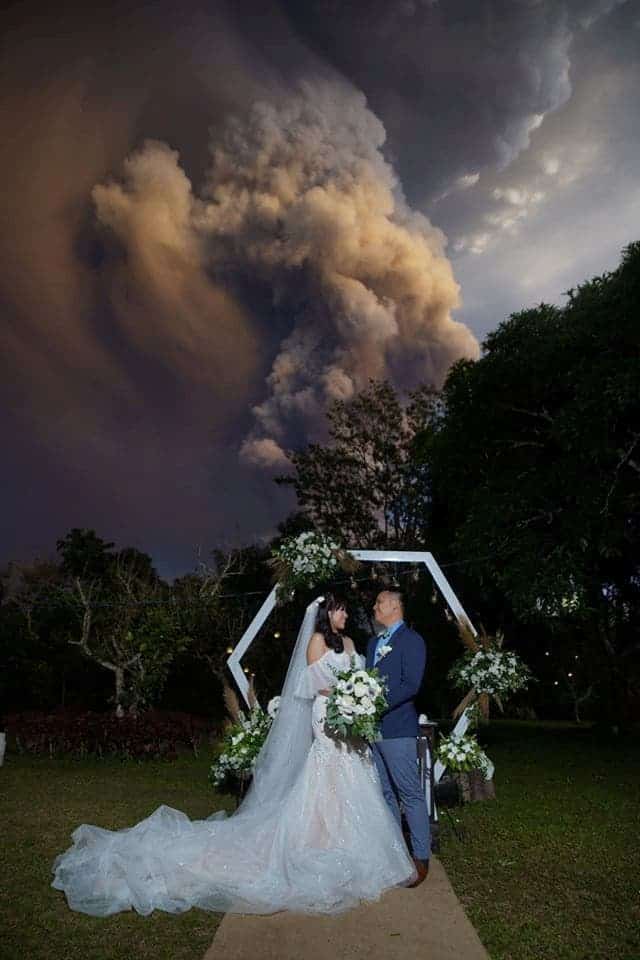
left=372, top=737, right=431, bottom=860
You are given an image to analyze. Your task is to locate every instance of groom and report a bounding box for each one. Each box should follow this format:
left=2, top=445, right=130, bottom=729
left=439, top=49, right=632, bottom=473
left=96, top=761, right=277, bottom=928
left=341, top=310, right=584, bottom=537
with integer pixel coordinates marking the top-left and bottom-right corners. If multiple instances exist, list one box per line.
left=367, top=590, right=430, bottom=887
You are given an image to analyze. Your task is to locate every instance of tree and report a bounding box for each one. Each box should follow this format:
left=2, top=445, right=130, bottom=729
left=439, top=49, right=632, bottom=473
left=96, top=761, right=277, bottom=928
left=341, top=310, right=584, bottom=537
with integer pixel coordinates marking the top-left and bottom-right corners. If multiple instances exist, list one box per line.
left=69, top=555, right=186, bottom=716
left=0, top=559, right=86, bottom=711
left=427, top=242, right=640, bottom=723
left=276, top=380, right=441, bottom=548
left=56, top=528, right=115, bottom=579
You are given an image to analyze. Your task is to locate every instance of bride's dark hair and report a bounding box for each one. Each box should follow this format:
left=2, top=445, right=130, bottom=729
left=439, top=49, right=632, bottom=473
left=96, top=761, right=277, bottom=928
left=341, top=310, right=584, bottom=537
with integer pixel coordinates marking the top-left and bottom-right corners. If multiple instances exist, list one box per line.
left=316, top=594, right=347, bottom=653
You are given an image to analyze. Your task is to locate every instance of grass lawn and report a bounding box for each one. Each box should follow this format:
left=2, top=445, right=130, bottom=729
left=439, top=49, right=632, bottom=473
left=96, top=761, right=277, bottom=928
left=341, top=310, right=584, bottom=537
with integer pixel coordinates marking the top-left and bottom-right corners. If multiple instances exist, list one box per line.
left=1, top=724, right=638, bottom=960
left=438, top=722, right=640, bottom=960
left=0, top=747, right=234, bottom=960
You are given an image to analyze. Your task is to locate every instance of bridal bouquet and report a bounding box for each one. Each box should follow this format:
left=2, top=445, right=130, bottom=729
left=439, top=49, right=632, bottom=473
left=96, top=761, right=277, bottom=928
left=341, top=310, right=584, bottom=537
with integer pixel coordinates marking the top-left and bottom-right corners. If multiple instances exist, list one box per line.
left=209, top=706, right=273, bottom=789
left=325, top=658, right=387, bottom=742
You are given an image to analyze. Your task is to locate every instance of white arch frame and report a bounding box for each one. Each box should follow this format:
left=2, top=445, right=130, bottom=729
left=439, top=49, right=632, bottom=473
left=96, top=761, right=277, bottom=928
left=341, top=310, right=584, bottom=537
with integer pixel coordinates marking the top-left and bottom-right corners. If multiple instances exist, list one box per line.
left=227, top=549, right=476, bottom=783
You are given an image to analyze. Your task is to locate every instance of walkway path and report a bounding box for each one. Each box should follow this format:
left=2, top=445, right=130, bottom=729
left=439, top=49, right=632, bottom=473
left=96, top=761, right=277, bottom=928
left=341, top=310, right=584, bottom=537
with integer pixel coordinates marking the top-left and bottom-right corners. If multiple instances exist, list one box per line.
left=204, top=857, right=489, bottom=960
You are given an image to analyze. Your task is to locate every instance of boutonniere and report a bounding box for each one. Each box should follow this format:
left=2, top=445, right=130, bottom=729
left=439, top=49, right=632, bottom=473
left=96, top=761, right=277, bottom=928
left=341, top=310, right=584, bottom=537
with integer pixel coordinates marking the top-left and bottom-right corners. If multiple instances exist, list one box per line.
left=377, top=643, right=393, bottom=661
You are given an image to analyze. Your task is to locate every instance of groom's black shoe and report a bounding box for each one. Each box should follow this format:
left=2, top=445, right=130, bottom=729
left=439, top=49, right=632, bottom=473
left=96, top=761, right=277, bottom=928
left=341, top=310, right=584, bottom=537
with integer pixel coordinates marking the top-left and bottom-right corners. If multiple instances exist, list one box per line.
left=407, top=857, right=429, bottom=888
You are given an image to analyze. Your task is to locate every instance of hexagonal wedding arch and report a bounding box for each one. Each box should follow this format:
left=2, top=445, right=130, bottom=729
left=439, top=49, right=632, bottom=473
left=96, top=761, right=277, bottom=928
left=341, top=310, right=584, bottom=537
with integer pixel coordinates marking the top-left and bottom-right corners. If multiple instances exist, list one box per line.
left=227, top=550, right=478, bottom=785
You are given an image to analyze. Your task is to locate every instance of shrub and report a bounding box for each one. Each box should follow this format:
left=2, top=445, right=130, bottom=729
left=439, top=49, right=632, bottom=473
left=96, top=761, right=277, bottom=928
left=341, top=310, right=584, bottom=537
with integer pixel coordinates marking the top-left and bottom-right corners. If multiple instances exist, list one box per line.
left=6, top=709, right=219, bottom=760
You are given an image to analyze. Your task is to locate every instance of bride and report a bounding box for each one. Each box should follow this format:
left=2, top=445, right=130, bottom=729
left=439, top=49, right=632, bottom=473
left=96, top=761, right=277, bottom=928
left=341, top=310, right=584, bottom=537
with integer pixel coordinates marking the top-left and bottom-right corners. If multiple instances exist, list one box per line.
left=52, top=595, right=416, bottom=916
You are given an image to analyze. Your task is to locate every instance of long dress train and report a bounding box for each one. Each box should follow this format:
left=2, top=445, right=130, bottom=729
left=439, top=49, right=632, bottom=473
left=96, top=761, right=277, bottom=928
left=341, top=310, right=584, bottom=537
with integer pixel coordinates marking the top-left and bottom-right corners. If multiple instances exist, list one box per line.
left=52, top=649, right=415, bottom=916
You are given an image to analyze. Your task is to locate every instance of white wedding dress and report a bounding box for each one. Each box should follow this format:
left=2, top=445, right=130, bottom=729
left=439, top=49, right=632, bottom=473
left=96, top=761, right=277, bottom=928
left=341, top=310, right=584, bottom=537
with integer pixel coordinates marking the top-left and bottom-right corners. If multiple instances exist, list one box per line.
left=52, top=622, right=416, bottom=917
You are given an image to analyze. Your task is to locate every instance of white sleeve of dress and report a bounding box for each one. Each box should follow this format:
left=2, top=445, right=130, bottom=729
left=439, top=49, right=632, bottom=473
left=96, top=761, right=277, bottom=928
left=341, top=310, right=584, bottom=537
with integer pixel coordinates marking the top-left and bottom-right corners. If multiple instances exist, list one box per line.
left=294, top=659, right=329, bottom=699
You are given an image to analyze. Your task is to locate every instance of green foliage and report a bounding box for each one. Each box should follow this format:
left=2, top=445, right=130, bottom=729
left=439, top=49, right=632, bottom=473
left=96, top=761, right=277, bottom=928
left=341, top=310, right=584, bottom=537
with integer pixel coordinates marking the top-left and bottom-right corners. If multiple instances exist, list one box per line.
left=277, top=379, right=441, bottom=547
left=56, top=528, right=116, bottom=579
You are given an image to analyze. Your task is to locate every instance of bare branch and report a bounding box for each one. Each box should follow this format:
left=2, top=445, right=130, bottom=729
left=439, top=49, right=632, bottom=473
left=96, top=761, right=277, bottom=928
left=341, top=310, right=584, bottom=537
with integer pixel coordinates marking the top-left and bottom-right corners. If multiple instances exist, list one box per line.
left=602, top=433, right=640, bottom=515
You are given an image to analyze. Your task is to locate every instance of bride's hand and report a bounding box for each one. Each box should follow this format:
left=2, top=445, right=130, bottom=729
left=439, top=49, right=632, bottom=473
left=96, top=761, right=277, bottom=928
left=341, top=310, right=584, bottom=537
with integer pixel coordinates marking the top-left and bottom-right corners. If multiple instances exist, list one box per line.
left=319, top=688, right=331, bottom=696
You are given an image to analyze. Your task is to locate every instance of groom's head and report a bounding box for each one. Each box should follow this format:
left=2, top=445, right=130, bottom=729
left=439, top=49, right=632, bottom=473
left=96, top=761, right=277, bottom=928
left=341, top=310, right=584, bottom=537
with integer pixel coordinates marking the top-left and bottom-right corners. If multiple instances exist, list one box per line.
left=373, top=590, right=404, bottom=628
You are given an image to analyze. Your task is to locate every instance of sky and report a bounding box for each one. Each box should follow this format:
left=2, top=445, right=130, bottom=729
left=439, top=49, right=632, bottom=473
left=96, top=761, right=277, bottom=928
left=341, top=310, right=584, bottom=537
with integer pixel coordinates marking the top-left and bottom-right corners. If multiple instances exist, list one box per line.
left=2, top=0, right=638, bottom=579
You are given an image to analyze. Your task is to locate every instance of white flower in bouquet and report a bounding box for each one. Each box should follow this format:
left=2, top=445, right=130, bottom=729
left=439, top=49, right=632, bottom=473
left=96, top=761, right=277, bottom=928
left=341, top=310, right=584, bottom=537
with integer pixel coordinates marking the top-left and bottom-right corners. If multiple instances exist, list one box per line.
left=325, top=656, right=388, bottom=742
left=267, top=696, right=281, bottom=719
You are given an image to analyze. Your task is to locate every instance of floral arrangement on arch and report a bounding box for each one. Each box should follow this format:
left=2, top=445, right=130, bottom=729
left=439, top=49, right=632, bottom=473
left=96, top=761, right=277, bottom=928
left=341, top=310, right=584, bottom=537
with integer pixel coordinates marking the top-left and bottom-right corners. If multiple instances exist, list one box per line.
left=448, top=620, right=533, bottom=720
left=269, top=530, right=359, bottom=601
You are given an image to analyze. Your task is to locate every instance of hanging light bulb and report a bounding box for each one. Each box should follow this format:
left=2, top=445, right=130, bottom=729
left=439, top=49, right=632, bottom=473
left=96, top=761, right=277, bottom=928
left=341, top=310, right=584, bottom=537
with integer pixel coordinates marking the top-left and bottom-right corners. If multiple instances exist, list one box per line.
left=273, top=631, right=281, bottom=639
left=244, top=666, right=250, bottom=674
left=430, top=587, right=437, bottom=604
left=412, top=566, right=421, bottom=583
left=226, top=646, right=233, bottom=654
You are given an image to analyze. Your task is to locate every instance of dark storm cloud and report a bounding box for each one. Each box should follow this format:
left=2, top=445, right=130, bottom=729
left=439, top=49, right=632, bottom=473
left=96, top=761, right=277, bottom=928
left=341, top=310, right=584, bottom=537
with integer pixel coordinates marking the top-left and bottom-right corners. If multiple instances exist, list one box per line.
left=425, top=0, right=640, bottom=337
left=0, top=0, right=478, bottom=570
left=1, top=0, right=636, bottom=573
left=280, top=0, right=629, bottom=203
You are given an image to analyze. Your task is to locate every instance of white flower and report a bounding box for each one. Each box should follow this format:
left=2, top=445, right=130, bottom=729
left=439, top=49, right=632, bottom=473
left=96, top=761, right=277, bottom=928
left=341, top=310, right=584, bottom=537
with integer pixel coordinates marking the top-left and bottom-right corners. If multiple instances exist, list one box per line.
left=377, top=644, right=393, bottom=660
left=267, top=696, right=281, bottom=719
left=353, top=681, right=368, bottom=698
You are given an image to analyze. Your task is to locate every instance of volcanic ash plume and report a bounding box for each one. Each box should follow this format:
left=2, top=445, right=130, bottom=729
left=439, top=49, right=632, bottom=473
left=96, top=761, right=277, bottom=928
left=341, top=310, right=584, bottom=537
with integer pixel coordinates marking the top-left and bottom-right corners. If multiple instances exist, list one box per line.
left=96, top=79, right=479, bottom=467
left=201, top=80, right=478, bottom=465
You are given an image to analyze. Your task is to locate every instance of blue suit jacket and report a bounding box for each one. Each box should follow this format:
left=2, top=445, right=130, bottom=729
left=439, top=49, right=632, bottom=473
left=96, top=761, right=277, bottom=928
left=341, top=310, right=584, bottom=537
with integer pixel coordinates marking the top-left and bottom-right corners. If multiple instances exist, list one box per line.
left=366, top=623, right=427, bottom=739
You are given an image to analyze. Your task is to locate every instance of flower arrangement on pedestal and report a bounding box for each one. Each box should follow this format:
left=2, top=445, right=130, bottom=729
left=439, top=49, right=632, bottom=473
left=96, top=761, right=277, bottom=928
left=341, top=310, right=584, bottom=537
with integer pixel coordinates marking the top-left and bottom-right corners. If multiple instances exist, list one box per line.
left=435, top=731, right=492, bottom=776
left=209, top=696, right=281, bottom=791
left=436, top=620, right=533, bottom=801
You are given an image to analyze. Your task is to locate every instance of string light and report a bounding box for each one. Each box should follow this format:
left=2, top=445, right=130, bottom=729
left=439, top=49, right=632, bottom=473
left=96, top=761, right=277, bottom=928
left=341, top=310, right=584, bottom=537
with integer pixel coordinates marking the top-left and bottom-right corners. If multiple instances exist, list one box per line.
left=226, top=646, right=233, bottom=654
left=15, top=551, right=513, bottom=611
left=273, top=631, right=280, bottom=639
